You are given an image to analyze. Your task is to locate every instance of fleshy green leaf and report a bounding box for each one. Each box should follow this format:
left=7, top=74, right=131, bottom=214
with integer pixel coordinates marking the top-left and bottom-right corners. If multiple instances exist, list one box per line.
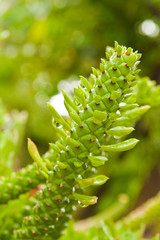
left=80, top=76, right=92, bottom=92
left=48, top=103, right=71, bottom=131
left=93, top=175, right=109, bottom=185
left=124, top=105, right=150, bottom=118
left=70, top=112, right=82, bottom=126
left=73, top=192, right=98, bottom=206
left=100, top=138, right=139, bottom=152
left=62, top=90, right=79, bottom=113
left=106, top=126, right=134, bottom=138
left=76, top=178, right=94, bottom=188
left=28, top=138, right=48, bottom=175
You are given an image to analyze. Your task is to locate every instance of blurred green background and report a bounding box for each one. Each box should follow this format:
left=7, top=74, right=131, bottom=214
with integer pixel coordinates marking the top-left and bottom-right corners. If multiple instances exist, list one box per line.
left=1, top=0, right=160, bottom=236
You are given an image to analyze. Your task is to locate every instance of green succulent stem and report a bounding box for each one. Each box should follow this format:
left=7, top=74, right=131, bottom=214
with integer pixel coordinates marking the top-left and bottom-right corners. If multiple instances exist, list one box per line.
left=11, top=42, right=148, bottom=240
left=0, top=164, right=45, bottom=204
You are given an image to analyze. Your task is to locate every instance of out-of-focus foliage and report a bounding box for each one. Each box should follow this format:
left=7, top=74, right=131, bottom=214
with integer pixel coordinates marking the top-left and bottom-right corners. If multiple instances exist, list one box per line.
left=1, top=0, right=160, bottom=144
left=0, top=100, right=27, bottom=175
left=61, top=221, right=159, bottom=240
left=0, top=101, right=28, bottom=238
left=0, top=194, right=32, bottom=240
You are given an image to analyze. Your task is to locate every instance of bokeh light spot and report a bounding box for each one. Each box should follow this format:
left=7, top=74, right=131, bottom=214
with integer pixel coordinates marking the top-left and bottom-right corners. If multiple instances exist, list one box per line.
left=139, top=19, right=159, bottom=37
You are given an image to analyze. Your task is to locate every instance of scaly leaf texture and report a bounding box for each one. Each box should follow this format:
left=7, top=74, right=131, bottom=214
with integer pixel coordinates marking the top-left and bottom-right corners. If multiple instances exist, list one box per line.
left=0, top=77, right=154, bottom=205
left=12, top=42, right=146, bottom=240
left=0, top=164, right=45, bottom=204
left=0, top=149, right=56, bottom=204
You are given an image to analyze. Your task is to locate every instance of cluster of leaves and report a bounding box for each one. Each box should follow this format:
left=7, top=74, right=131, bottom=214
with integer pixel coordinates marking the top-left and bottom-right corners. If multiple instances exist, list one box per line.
left=94, top=77, right=160, bottom=216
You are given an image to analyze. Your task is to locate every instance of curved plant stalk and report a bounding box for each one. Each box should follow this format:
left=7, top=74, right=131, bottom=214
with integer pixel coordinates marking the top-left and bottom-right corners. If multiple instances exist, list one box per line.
left=117, top=192, right=160, bottom=230
left=11, top=42, right=149, bottom=240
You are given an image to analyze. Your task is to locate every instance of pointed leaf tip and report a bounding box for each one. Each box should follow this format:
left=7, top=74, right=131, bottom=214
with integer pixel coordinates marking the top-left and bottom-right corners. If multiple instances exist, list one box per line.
left=47, top=102, right=71, bottom=131
left=106, top=126, right=134, bottom=139
left=28, top=138, right=48, bottom=174
left=62, top=89, right=79, bottom=113
left=93, top=175, right=109, bottom=186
